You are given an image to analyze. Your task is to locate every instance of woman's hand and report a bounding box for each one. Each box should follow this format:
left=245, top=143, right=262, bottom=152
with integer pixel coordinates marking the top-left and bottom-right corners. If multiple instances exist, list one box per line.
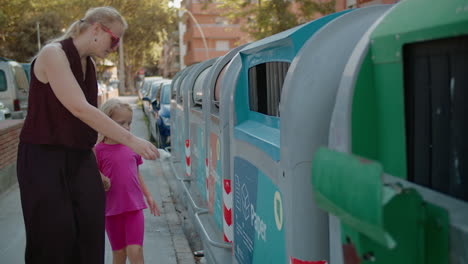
left=130, top=136, right=160, bottom=160
left=146, top=196, right=160, bottom=216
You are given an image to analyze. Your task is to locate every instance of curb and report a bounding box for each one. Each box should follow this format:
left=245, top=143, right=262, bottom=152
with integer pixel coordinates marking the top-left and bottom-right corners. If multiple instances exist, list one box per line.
left=155, top=160, right=196, bottom=264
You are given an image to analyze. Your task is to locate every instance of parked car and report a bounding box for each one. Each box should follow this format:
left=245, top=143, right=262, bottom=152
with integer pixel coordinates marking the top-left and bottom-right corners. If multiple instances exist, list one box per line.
left=156, top=81, right=172, bottom=147
left=142, top=80, right=161, bottom=117
left=142, top=79, right=169, bottom=117
left=0, top=57, right=29, bottom=118
left=138, top=76, right=161, bottom=101
left=108, top=80, right=119, bottom=90
left=0, top=102, right=11, bottom=120
left=21, top=63, right=31, bottom=82
left=145, top=80, right=171, bottom=147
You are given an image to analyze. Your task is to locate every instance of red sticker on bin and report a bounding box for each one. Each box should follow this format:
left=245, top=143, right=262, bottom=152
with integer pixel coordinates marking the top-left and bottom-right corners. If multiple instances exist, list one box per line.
left=290, top=257, right=327, bottom=264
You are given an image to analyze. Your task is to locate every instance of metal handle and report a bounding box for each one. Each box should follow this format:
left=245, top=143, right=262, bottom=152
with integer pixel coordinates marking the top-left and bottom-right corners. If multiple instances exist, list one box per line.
left=165, top=146, right=181, bottom=162
left=169, top=159, right=232, bottom=250
left=169, top=158, right=192, bottom=182
left=195, top=211, right=232, bottom=249
left=180, top=180, right=206, bottom=212
left=169, top=159, right=206, bottom=211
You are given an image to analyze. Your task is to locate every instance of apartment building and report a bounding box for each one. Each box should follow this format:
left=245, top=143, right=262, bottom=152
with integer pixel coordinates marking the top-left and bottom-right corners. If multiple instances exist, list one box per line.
left=179, top=0, right=251, bottom=68
left=336, top=0, right=400, bottom=11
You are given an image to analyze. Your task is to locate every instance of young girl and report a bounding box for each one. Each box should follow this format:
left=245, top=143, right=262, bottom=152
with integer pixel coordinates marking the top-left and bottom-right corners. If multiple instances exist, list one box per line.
left=95, top=99, right=160, bottom=264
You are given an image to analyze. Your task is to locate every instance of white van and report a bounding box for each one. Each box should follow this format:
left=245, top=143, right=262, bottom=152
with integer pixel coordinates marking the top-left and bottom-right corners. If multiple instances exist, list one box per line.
left=0, top=58, right=29, bottom=118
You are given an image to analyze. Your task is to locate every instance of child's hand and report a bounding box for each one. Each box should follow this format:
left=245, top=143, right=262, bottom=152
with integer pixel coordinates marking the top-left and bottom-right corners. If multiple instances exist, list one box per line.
left=101, top=174, right=111, bottom=191
left=146, top=196, right=160, bottom=216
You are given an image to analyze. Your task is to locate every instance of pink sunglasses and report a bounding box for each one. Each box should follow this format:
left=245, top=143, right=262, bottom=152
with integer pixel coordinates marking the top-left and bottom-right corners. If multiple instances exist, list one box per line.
left=100, top=24, right=120, bottom=49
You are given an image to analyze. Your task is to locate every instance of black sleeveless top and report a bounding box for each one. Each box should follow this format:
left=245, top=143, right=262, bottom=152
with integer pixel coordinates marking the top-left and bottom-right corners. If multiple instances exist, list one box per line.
left=20, top=38, right=98, bottom=149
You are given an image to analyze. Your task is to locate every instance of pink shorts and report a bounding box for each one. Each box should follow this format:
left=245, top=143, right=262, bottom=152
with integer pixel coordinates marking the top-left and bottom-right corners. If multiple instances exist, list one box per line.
left=105, top=210, right=144, bottom=251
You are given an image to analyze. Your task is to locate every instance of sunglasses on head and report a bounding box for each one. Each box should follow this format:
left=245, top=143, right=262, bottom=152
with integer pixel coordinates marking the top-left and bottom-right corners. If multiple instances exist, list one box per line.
left=100, top=24, right=120, bottom=49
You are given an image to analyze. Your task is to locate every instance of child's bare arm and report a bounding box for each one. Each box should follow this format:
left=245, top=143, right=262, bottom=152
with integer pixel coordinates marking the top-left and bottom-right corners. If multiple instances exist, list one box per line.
left=100, top=173, right=111, bottom=191
left=138, top=170, right=160, bottom=216
left=92, top=147, right=111, bottom=191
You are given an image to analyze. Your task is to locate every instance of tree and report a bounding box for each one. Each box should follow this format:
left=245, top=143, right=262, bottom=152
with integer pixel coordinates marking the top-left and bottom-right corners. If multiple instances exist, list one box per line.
left=0, top=0, right=34, bottom=59
left=6, top=11, right=64, bottom=61
left=115, top=0, right=177, bottom=92
left=218, top=0, right=336, bottom=40
left=296, top=0, right=336, bottom=22
left=0, top=0, right=176, bottom=93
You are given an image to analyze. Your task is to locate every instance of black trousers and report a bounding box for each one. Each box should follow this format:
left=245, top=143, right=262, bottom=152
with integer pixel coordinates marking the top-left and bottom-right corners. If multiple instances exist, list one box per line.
left=17, top=142, right=105, bottom=264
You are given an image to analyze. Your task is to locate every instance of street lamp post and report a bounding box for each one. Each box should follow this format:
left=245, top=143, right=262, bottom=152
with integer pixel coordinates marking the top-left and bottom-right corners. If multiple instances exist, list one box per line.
left=118, top=35, right=125, bottom=94
left=36, top=21, right=41, bottom=51
left=179, top=8, right=209, bottom=67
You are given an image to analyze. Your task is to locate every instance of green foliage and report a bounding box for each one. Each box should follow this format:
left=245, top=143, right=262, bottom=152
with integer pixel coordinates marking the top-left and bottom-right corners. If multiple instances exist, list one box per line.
left=0, top=10, right=7, bottom=31
left=253, top=0, right=297, bottom=40
left=218, top=0, right=336, bottom=40
left=7, top=12, right=64, bottom=62
left=296, top=0, right=336, bottom=21
left=118, top=0, right=175, bottom=73
left=0, top=0, right=176, bottom=90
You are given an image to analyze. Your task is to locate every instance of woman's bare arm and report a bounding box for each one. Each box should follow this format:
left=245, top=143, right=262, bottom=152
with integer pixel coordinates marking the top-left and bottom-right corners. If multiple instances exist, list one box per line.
left=36, top=45, right=158, bottom=160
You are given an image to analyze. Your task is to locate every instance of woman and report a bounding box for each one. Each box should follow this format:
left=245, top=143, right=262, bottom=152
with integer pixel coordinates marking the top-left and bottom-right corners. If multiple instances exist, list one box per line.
left=16, top=6, right=159, bottom=264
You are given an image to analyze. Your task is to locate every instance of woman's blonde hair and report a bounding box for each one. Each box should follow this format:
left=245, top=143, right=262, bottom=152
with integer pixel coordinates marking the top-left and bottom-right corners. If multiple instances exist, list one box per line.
left=97, top=98, right=133, bottom=143
left=48, top=6, right=128, bottom=44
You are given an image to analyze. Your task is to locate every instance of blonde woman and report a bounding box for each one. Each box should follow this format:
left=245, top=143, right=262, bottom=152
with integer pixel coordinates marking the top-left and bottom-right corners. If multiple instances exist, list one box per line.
left=16, top=7, right=159, bottom=264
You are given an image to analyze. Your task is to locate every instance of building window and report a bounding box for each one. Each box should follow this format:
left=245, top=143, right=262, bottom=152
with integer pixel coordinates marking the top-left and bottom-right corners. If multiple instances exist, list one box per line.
left=215, top=17, right=229, bottom=25
left=347, top=0, right=357, bottom=7
left=215, top=40, right=229, bottom=51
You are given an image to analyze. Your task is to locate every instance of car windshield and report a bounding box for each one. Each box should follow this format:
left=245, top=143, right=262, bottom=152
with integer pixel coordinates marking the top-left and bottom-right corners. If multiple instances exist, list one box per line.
left=162, top=84, right=171, bottom=104
left=150, top=83, right=160, bottom=99
left=13, top=64, right=29, bottom=91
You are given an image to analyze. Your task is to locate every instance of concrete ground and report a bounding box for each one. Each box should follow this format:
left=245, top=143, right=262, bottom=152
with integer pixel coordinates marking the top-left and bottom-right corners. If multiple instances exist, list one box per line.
left=0, top=96, right=196, bottom=264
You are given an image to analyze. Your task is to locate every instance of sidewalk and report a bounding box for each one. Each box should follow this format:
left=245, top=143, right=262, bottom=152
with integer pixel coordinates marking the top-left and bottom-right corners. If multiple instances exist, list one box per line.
left=0, top=96, right=195, bottom=264
left=122, top=96, right=195, bottom=264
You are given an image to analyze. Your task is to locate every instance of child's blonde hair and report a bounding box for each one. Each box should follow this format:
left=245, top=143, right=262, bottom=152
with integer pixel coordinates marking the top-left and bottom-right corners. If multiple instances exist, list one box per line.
left=97, top=98, right=133, bottom=143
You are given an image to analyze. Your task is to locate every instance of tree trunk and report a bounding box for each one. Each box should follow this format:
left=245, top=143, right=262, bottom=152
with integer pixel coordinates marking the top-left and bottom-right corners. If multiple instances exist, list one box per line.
left=125, top=66, right=136, bottom=95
